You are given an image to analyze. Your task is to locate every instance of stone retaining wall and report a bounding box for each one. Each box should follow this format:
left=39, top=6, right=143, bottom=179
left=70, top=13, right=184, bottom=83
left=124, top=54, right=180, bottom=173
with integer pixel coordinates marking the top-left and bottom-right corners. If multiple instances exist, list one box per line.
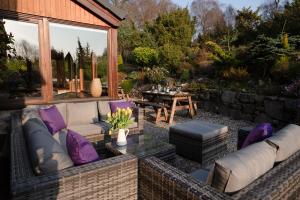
left=195, top=89, right=300, bottom=127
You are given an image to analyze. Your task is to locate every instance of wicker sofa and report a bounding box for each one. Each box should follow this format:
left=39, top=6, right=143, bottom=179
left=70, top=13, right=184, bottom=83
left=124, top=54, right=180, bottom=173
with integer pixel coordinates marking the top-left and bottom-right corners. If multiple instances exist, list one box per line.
left=140, top=150, right=300, bottom=200
left=10, top=112, right=138, bottom=200
left=22, top=100, right=144, bottom=144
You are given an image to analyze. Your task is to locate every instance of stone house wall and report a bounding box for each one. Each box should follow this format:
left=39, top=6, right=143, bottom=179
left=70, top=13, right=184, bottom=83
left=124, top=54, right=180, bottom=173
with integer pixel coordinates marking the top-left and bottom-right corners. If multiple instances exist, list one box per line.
left=195, top=89, right=300, bottom=128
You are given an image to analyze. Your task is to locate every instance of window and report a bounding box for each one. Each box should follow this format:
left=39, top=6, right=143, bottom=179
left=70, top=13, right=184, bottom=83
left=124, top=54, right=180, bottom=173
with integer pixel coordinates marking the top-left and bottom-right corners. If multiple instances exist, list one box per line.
left=0, top=19, right=41, bottom=99
left=49, top=23, right=108, bottom=99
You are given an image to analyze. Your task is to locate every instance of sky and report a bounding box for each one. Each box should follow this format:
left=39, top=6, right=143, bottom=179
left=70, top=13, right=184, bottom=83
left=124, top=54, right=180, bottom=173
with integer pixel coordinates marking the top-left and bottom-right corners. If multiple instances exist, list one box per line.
left=172, top=0, right=265, bottom=10
left=4, top=19, right=108, bottom=59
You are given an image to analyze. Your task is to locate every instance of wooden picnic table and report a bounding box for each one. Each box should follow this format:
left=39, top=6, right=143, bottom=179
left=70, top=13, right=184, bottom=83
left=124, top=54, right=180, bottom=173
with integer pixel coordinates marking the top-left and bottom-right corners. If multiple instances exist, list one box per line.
left=141, top=91, right=196, bottom=125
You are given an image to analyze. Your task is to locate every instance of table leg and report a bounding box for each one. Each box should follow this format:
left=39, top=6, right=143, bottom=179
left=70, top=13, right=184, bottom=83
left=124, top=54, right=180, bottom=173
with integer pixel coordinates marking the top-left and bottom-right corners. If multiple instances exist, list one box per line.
left=188, top=96, right=195, bottom=118
left=169, top=98, right=177, bottom=125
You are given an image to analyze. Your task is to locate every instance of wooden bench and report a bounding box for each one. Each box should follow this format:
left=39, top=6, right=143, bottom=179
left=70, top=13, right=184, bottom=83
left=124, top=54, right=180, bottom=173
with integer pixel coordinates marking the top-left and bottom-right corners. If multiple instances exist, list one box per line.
left=135, top=100, right=169, bottom=124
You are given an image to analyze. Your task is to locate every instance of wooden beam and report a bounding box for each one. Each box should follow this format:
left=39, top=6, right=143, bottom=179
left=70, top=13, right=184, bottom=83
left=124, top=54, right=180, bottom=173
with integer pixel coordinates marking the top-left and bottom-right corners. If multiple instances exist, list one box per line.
left=74, top=0, right=121, bottom=27
left=91, top=52, right=97, bottom=79
left=38, top=18, right=53, bottom=103
left=107, top=28, right=118, bottom=99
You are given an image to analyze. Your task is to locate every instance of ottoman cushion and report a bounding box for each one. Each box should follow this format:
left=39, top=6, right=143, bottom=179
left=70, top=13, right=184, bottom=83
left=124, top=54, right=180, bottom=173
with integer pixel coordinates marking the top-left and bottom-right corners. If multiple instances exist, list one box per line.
left=170, top=121, right=228, bottom=140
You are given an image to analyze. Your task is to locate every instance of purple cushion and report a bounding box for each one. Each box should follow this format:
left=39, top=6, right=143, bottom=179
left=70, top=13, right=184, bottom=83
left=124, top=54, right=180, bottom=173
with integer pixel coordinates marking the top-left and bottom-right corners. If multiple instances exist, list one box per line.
left=39, top=105, right=66, bottom=134
left=109, top=100, right=133, bottom=113
left=242, top=123, right=273, bottom=148
left=66, top=129, right=100, bottom=165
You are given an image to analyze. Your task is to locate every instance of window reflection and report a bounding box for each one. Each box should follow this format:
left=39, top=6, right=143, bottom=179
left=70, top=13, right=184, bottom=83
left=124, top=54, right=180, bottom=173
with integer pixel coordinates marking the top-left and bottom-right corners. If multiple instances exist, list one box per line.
left=49, top=23, right=108, bottom=99
left=0, top=19, right=41, bottom=99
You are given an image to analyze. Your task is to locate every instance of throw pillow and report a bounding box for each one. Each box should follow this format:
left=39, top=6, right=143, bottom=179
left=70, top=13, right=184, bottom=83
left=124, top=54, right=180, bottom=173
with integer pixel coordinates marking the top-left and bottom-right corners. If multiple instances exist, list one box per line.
left=66, top=129, right=100, bottom=165
left=39, top=105, right=66, bottom=134
left=241, top=123, right=273, bottom=148
left=109, top=100, right=133, bottom=113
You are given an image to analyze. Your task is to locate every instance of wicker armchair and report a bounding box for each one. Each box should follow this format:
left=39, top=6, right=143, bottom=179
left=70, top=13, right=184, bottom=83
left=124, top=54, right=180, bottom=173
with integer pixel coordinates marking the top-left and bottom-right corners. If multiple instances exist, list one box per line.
left=10, top=113, right=138, bottom=200
left=140, top=155, right=300, bottom=200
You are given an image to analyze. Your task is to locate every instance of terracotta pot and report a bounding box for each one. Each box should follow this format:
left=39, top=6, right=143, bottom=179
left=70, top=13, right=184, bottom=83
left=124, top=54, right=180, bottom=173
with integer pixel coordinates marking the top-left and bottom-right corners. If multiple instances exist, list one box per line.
left=90, top=78, right=102, bottom=97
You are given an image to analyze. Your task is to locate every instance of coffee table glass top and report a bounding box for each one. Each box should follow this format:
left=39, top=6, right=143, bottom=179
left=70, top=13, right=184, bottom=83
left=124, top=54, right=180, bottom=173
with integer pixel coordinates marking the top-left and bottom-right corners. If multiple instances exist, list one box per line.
left=105, top=132, right=175, bottom=159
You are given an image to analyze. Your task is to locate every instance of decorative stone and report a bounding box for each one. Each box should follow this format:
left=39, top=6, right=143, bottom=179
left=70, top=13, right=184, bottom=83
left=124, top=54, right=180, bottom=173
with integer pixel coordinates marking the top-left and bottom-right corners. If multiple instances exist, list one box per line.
left=284, top=99, right=297, bottom=111
left=264, top=100, right=284, bottom=120
left=255, top=113, right=272, bottom=123
left=255, top=95, right=265, bottom=104
left=221, top=91, right=236, bottom=104
left=239, top=93, right=255, bottom=103
left=242, top=104, right=256, bottom=114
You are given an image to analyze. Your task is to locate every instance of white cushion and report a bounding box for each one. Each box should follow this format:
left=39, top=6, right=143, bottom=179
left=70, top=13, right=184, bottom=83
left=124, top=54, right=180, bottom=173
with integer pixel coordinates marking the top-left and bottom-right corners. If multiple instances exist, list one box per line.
left=66, top=102, right=99, bottom=126
left=266, top=124, right=300, bottom=162
left=209, top=141, right=277, bottom=193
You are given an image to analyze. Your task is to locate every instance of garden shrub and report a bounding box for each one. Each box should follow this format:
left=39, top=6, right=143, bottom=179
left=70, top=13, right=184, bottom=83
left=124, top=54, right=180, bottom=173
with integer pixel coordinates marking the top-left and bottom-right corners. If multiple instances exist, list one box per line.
left=222, top=67, right=249, bottom=81
left=205, top=41, right=236, bottom=67
left=180, top=69, right=190, bottom=82
left=159, top=44, right=184, bottom=75
left=132, top=47, right=158, bottom=67
left=144, top=67, right=169, bottom=84
left=121, top=79, right=134, bottom=94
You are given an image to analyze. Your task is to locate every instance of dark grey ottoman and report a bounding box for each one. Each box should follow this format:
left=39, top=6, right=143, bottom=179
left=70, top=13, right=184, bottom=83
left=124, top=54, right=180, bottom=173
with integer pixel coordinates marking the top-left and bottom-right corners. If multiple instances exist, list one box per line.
left=169, top=120, right=228, bottom=166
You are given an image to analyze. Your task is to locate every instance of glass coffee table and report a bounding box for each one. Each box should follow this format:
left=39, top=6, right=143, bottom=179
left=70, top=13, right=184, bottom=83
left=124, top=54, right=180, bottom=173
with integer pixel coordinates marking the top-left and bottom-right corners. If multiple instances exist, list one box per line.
left=105, top=132, right=175, bottom=161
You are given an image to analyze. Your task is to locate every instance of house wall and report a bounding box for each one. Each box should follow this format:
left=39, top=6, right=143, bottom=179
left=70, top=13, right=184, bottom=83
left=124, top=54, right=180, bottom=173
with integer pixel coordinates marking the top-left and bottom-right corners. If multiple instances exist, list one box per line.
left=0, top=0, right=119, bottom=109
left=0, top=0, right=110, bottom=27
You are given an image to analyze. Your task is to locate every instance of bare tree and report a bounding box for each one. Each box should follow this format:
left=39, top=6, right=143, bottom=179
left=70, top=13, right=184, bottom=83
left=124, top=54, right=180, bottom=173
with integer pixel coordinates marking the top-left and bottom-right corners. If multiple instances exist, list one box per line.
left=224, top=5, right=236, bottom=28
left=260, top=0, right=283, bottom=20
left=191, top=0, right=225, bottom=36
left=109, top=0, right=129, bottom=8
left=120, top=0, right=177, bottom=28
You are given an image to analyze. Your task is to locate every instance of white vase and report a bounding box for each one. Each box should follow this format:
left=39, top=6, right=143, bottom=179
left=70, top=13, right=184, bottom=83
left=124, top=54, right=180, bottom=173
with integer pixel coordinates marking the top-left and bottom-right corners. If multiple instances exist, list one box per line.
left=90, top=78, right=102, bottom=97
left=117, top=128, right=129, bottom=146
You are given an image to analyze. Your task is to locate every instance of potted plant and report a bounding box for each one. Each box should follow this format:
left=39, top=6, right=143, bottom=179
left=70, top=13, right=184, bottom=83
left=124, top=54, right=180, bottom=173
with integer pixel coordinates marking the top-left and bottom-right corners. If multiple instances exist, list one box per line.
left=106, top=108, right=133, bottom=146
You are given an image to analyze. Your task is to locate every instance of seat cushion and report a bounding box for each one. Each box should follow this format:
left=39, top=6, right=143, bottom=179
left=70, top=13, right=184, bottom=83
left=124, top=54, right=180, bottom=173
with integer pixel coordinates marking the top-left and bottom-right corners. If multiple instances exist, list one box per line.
left=266, top=124, right=300, bottom=162
left=52, top=128, right=68, bottom=154
left=209, top=141, right=276, bottom=193
left=68, top=122, right=110, bottom=136
left=66, top=129, right=100, bottom=165
left=98, top=101, right=111, bottom=121
left=39, top=105, right=67, bottom=134
left=67, top=102, right=99, bottom=126
left=170, top=120, right=228, bottom=140
left=23, top=118, right=73, bottom=175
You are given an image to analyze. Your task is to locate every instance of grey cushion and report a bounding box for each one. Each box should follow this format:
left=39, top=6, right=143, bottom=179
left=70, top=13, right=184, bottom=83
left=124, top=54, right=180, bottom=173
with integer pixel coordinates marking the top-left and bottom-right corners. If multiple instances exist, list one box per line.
left=23, top=118, right=73, bottom=175
left=22, top=108, right=42, bottom=125
left=98, top=101, right=111, bottom=121
left=170, top=120, right=228, bottom=140
left=52, top=128, right=68, bottom=154
left=67, top=102, right=99, bottom=126
left=266, top=124, right=300, bottom=162
left=209, top=141, right=276, bottom=193
left=68, top=122, right=110, bottom=136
